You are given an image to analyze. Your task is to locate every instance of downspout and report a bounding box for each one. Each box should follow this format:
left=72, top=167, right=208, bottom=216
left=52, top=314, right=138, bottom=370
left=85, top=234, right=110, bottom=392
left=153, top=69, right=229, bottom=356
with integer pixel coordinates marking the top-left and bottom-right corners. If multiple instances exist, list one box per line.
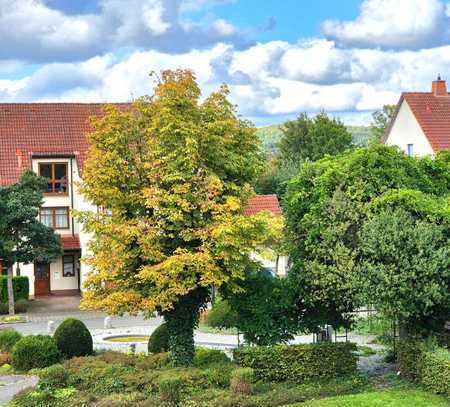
left=71, top=157, right=81, bottom=293
left=70, top=158, right=75, bottom=237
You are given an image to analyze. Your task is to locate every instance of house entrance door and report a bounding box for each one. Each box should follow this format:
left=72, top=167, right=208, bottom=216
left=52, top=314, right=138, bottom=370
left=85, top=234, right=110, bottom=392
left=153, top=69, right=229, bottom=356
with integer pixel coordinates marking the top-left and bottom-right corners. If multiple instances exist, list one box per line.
left=34, top=263, right=50, bottom=296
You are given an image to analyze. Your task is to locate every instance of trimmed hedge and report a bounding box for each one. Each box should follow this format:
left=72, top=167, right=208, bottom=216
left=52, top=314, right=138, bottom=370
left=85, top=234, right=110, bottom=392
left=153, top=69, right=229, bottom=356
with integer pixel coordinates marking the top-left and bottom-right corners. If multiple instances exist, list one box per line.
left=422, top=348, right=450, bottom=396
left=397, top=340, right=426, bottom=381
left=0, top=299, right=29, bottom=315
left=0, top=276, right=29, bottom=303
left=53, top=318, right=93, bottom=359
left=233, top=342, right=358, bottom=383
left=397, top=340, right=450, bottom=397
left=194, top=348, right=231, bottom=368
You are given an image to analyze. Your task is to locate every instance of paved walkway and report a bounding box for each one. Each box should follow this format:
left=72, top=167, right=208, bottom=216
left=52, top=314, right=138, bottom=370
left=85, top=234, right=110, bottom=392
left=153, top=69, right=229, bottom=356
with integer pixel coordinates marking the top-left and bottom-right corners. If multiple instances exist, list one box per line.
left=2, top=296, right=162, bottom=334
left=0, top=375, right=38, bottom=404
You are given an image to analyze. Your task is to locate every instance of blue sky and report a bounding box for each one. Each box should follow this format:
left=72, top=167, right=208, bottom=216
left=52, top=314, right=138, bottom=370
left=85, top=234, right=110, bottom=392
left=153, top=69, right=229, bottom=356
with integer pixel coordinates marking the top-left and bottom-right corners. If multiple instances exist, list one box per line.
left=201, top=0, right=361, bottom=42
left=1, top=0, right=450, bottom=126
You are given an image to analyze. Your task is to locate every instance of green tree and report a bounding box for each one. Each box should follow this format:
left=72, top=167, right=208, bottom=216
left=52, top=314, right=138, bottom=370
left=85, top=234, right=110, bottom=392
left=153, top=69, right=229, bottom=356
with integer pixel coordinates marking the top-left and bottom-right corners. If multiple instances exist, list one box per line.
left=0, top=171, right=62, bottom=315
left=253, top=154, right=297, bottom=198
left=77, top=70, right=274, bottom=366
left=369, top=104, right=396, bottom=144
left=279, top=112, right=353, bottom=163
left=223, top=271, right=302, bottom=345
left=360, top=207, right=449, bottom=336
left=284, top=145, right=449, bottom=331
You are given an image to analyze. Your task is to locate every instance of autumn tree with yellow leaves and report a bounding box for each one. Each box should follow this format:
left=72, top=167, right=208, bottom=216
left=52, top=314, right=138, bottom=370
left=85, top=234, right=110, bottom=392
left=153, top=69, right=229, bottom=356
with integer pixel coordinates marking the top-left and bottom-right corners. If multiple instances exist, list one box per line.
left=77, top=70, right=276, bottom=365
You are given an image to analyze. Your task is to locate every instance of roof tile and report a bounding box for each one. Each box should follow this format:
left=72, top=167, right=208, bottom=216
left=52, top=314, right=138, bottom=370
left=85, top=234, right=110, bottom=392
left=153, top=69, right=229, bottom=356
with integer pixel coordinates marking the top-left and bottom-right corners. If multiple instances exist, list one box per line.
left=402, top=92, right=450, bottom=152
left=60, top=235, right=81, bottom=251
left=0, top=103, right=129, bottom=186
left=244, top=195, right=282, bottom=216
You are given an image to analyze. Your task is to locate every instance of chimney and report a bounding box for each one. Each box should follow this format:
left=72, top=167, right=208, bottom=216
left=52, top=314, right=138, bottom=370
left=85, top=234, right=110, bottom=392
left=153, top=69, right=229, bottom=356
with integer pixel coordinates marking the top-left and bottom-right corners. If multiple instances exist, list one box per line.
left=432, top=74, right=448, bottom=96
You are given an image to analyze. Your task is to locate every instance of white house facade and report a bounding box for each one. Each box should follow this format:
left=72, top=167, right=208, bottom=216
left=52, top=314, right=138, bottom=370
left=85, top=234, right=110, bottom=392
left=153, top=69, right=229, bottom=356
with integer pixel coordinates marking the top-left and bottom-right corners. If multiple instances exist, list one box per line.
left=384, top=77, right=450, bottom=156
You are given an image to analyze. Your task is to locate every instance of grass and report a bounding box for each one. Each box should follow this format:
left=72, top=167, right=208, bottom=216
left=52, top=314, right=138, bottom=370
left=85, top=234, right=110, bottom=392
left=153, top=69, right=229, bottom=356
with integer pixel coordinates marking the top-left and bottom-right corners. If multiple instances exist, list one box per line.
left=352, top=314, right=392, bottom=337
left=356, top=345, right=377, bottom=356
left=0, top=315, right=26, bottom=324
left=286, top=389, right=449, bottom=406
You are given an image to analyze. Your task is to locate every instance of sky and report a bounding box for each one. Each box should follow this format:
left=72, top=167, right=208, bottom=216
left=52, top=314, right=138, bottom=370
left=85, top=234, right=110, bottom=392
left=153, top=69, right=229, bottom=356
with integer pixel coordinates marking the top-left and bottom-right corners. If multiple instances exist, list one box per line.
left=1, top=0, right=450, bottom=126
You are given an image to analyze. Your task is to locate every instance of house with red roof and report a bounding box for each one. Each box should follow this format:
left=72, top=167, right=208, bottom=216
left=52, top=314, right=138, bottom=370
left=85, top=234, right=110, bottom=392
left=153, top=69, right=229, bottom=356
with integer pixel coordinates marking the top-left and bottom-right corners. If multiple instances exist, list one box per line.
left=384, top=77, right=450, bottom=156
left=0, top=104, right=286, bottom=297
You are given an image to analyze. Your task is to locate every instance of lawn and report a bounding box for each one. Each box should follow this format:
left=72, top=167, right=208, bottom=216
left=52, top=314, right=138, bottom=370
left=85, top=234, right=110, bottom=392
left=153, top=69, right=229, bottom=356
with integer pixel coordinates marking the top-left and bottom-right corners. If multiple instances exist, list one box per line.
left=287, top=389, right=449, bottom=407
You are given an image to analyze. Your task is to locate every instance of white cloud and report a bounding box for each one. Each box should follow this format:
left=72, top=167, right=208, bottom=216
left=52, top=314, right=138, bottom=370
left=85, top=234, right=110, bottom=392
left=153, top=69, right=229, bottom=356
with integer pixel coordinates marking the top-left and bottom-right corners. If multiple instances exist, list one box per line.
left=0, top=0, right=245, bottom=62
left=322, top=0, right=450, bottom=50
left=3, top=0, right=450, bottom=125
left=5, top=39, right=447, bottom=121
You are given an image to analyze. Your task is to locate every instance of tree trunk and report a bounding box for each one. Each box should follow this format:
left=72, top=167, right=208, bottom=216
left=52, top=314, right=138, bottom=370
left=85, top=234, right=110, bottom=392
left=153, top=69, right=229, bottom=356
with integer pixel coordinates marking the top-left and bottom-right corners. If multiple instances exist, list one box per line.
left=163, top=288, right=209, bottom=366
left=7, top=265, right=15, bottom=316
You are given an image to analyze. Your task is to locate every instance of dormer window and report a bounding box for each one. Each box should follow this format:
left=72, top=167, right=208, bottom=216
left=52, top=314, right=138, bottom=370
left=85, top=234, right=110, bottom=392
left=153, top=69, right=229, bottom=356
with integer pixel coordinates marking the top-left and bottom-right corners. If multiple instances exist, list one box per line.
left=39, top=163, right=68, bottom=194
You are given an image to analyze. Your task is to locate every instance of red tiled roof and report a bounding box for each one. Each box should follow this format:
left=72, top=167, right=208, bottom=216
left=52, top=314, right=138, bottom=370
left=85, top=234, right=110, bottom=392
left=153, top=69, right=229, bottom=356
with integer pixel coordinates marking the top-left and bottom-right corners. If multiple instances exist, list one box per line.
left=60, top=235, right=81, bottom=251
left=0, top=103, right=129, bottom=186
left=244, top=195, right=282, bottom=216
left=387, top=93, right=450, bottom=152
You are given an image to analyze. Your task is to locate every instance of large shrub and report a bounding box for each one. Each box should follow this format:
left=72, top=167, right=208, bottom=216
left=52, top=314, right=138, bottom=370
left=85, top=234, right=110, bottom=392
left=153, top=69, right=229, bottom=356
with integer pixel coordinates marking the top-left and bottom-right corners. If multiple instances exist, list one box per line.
left=205, top=300, right=237, bottom=329
left=53, top=318, right=93, bottom=359
left=0, top=329, right=22, bottom=353
left=193, top=348, right=230, bottom=368
left=148, top=323, right=169, bottom=354
left=223, top=272, right=301, bottom=346
left=234, top=342, right=357, bottom=382
left=37, top=364, right=68, bottom=390
left=12, top=335, right=61, bottom=371
left=284, top=146, right=450, bottom=332
left=0, top=276, right=29, bottom=302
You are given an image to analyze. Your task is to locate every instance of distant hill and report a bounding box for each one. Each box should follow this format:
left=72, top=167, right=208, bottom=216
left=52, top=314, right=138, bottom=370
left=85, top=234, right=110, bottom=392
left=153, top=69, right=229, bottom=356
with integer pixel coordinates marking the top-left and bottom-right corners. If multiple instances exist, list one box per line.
left=256, top=124, right=370, bottom=152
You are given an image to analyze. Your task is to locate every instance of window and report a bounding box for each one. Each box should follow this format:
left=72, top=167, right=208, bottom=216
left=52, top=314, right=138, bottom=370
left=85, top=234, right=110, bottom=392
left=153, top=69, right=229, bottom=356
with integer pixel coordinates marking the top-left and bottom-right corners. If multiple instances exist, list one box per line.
left=38, top=163, right=68, bottom=194
left=39, top=207, right=69, bottom=229
left=62, top=255, right=76, bottom=277
left=407, top=144, right=414, bottom=157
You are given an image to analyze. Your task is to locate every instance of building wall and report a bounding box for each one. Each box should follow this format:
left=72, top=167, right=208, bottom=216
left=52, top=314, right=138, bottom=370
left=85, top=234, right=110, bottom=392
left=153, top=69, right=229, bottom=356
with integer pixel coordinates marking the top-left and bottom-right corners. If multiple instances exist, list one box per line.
left=16, top=157, right=90, bottom=296
left=19, top=257, right=79, bottom=296
left=252, top=252, right=289, bottom=277
left=385, top=101, right=435, bottom=156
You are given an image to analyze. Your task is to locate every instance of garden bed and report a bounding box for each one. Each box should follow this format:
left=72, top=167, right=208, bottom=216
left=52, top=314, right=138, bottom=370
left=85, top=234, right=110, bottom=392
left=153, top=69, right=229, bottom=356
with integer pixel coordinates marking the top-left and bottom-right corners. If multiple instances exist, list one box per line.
left=10, top=350, right=371, bottom=407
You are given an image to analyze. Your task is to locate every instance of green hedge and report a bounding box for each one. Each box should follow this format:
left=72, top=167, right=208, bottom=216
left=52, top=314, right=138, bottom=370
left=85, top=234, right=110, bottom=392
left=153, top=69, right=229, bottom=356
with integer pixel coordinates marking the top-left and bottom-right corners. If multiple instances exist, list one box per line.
left=397, top=340, right=450, bottom=397
left=421, top=348, right=450, bottom=396
left=0, top=276, right=29, bottom=302
left=397, top=340, right=426, bottom=381
left=233, top=342, right=358, bottom=383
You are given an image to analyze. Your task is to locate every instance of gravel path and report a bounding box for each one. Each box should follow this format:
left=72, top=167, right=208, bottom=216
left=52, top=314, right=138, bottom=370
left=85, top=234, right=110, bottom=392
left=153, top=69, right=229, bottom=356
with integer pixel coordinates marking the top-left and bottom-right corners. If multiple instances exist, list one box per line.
left=358, top=353, right=394, bottom=376
left=0, top=375, right=38, bottom=404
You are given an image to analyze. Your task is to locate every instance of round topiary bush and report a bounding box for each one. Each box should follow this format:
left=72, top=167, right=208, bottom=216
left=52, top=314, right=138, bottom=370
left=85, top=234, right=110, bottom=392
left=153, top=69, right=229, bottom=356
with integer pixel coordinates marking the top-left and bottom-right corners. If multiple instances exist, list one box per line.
left=148, top=323, right=169, bottom=354
left=11, top=335, right=61, bottom=371
left=53, top=318, right=93, bottom=359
